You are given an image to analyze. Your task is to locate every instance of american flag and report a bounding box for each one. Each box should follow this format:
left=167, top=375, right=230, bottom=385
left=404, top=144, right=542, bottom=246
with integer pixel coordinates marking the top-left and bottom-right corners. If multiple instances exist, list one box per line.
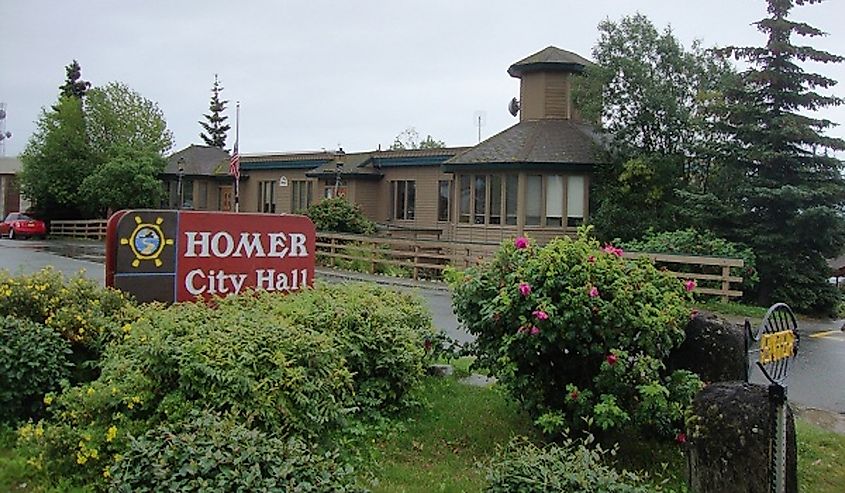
left=229, top=141, right=240, bottom=180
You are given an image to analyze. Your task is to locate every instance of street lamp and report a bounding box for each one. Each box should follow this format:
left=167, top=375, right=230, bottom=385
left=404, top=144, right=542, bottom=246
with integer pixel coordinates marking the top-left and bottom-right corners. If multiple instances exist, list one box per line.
left=333, top=147, right=345, bottom=197
left=177, top=157, right=185, bottom=210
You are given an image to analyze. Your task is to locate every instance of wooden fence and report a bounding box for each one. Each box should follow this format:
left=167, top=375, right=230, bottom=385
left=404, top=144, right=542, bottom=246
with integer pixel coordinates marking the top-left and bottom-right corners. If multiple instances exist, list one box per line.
left=316, top=232, right=744, bottom=301
left=49, top=219, right=108, bottom=240
left=43, top=224, right=745, bottom=300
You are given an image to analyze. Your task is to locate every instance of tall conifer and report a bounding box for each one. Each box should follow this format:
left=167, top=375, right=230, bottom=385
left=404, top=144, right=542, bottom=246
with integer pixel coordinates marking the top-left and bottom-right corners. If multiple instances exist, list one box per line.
left=710, top=0, right=845, bottom=312
left=199, top=74, right=230, bottom=148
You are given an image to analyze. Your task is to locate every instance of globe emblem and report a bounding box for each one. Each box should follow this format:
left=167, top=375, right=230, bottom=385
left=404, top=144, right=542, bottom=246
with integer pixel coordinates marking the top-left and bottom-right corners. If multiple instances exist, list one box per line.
left=134, top=227, right=161, bottom=256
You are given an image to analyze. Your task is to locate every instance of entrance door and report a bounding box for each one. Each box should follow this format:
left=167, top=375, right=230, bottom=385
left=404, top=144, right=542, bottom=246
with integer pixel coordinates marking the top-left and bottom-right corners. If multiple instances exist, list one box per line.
left=219, top=186, right=233, bottom=211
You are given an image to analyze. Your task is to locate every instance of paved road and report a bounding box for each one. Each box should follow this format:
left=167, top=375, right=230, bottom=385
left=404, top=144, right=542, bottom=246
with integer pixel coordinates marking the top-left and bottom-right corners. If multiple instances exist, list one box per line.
left=1, top=237, right=842, bottom=413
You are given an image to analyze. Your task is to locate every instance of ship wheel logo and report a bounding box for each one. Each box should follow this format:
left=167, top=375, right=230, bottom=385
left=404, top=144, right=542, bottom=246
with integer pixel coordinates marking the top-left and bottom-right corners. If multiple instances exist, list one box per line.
left=120, top=216, right=174, bottom=268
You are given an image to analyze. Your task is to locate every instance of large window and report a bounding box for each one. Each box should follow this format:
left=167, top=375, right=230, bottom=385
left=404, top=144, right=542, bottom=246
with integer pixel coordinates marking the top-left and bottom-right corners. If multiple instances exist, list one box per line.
left=525, top=175, right=542, bottom=226
left=567, top=175, right=585, bottom=226
left=259, top=180, right=276, bottom=213
left=459, top=175, right=471, bottom=223
left=545, top=175, right=564, bottom=227
left=291, top=180, right=313, bottom=212
left=181, top=179, right=194, bottom=209
left=438, top=180, right=451, bottom=222
left=489, top=176, right=502, bottom=225
left=473, top=175, right=486, bottom=224
left=197, top=181, right=208, bottom=209
left=391, top=180, right=416, bottom=220
left=505, top=175, right=518, bottom=225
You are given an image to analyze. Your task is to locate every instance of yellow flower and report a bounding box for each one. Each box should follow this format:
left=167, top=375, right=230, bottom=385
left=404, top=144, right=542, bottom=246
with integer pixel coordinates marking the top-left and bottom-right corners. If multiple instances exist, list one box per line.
left=86, top=387, right=95, bottom=396
left=103, top=468, right=111, bottom=479
left=90, top=449, right=99, bottom=459
left=76, top=452, right=88, bottom=465
left=43, top=394, right=53, bottom=405
left=106, top=426, right=117, bottom=442
left=34, top=423, right=44, bottom=438
left=122, top=323, right=132, bottom=333
left=131, top=395, right=141, bottom=404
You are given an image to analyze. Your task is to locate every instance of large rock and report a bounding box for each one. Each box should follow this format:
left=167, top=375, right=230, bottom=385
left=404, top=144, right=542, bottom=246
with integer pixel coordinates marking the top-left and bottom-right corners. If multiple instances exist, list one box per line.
left=669, top=312, right=748, bottom=383
left=689, top=382, right=797, bottom=493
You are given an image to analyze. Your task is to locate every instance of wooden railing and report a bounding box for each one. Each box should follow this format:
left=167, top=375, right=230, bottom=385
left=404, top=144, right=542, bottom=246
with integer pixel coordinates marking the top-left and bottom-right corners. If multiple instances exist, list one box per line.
left=316, top=232, right=744, bottom=300
left=49, top=219, right=108, bottom=240
left=622, top=251, right=744, bottom=302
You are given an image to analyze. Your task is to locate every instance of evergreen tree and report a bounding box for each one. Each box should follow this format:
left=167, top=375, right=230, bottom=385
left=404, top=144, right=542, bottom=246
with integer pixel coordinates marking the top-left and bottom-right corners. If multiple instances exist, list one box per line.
left=705, top=0, right=845, bottom=313
left=199, top=74, right=230, bottom=148
left=58, top=60, right=91, bottom=99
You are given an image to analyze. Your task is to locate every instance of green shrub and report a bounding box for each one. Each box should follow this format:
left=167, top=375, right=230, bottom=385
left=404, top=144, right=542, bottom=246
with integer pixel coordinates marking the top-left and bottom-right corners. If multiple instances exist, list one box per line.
left=0, top=316, right=72, bottom=422
left=110, top=410, right=366, bottom=493
left=305, top=197, right=376, bottom=234
left=485, top=435, right=655, bottom=493
left=267, top=284, right=432, bottom=413
left=620, top=228, right=759, bottom=297
left=449, top=228, right=700, bottom=438
left=0, top=267, right=140, bottom=356
left=19, top=296, right=356, bottom=487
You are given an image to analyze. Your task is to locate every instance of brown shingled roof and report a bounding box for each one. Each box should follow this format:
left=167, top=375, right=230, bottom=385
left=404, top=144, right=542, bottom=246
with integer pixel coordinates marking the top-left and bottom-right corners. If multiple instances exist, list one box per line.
left=445, top=120, right=603, bottom=166
left=508, top=46, right=592, bottom=77
left=165, top=145, right=230, bottom=176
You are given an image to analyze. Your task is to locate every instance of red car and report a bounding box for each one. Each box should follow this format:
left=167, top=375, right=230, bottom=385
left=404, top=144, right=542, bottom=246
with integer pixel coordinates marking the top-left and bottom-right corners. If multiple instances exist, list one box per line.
left=0, top=212, right=47, bottom=239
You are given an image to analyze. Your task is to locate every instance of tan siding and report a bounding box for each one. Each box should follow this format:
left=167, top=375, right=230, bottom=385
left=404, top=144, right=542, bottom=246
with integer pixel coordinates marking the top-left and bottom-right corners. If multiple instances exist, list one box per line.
left=544, top=73, right=570, bottom=119
left=354, top=181, right=382, bottom=220
left=520, top=72, right=546, bottom=121
left=379, top=166, right=451, bottom=232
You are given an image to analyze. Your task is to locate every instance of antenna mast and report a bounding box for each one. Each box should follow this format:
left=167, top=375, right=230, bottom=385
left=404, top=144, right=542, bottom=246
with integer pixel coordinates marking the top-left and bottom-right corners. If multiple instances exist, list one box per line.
left=0, top=103, right=11, bottom=157
left=473, top=110, right=486, bottom=143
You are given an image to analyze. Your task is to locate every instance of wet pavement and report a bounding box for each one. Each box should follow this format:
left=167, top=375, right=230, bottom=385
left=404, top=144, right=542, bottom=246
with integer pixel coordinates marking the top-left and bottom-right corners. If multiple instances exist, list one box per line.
left=1, top=237, right=843, bottom=415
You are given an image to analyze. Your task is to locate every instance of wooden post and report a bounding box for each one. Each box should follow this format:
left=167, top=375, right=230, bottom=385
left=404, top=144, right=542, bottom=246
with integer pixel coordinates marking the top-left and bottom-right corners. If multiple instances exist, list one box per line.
left=330, top=237, right=337, bottom=268
left=721, top=265, right=731, bottom=303
left=413, top=245, right=420, bottom=280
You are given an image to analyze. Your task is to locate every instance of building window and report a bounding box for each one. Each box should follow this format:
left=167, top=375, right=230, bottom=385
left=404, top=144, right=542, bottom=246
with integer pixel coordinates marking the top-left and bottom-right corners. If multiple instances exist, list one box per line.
left=291, top=180, right=313, bottom=212
left=391, top=180, right=416, bottom=220
left=438, top=180, right=450, bottom=222
left=489, top=175, right=502, bottom=225
left=323, top=181, right=347, bottom=199
left=525, top=175, right=542, bottom=226
left=567, top=175, right=585, bottom=226
left=545, top=175, right=564, bottom=227
left=197, top=181, right=208, bottom=209
left=505, top=175, right=518, bottom=225
left=473, top=175, right=486, bottom=224
left=259, top=180, right=276, bottom=213
left=182, top=179, right=194, bottom=209
left=459, top=175, right=471, bottom=223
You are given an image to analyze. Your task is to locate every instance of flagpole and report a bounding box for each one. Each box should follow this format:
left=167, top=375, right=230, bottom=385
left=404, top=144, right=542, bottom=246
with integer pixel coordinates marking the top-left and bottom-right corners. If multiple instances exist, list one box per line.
left=234, top=101, right=240, bottom=213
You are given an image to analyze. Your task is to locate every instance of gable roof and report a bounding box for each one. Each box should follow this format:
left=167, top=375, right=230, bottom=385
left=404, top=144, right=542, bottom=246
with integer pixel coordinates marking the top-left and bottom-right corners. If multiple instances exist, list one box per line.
left=443, top=120, right=603, bottom=171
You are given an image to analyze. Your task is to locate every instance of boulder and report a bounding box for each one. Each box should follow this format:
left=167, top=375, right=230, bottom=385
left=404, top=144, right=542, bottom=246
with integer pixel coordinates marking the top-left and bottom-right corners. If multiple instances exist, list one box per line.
left=688, top=382, right=797, bottom=493
left=669, top=312, right=748, bottom=383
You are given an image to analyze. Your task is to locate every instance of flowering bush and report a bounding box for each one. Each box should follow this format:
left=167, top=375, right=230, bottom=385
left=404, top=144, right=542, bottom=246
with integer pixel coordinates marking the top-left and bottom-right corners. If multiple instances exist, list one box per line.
left=0, top=316, right=72, bottom=423
left=0, top=267, right=140, bottom=357
left=449, top=228, right=701, bottom=438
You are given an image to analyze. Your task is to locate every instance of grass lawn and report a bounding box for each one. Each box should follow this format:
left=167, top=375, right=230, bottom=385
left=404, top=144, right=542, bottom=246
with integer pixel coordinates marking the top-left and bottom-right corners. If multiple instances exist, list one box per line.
left=796, top=420, right=845, bottom=493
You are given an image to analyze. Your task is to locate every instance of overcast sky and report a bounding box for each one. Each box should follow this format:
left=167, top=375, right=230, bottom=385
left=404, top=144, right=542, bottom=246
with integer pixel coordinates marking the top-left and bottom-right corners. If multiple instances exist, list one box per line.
left=2, top=0, right=843, bottom=157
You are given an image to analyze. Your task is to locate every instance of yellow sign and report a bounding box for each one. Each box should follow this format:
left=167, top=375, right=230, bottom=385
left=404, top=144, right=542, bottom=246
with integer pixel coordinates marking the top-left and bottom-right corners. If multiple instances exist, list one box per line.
left=759, top=330, right=796, bottom=364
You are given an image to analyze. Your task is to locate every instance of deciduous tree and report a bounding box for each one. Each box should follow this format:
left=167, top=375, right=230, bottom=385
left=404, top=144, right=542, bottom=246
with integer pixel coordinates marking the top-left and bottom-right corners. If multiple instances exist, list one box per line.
left=389, top=127, right=445, bottom=150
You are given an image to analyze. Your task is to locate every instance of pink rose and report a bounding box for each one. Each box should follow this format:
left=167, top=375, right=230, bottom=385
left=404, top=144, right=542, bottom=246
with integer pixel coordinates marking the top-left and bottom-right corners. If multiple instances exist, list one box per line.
left=675, top=432, right=687, bottom=444
left=602, top=244, right=624, bottom=257
left=587, top=255, right=596, bottom=264
left=589, top=286, right=599, bottom=298
left=530, top=326, right=540, bottom=335
left=518, top=282, right=532, bottom=297
left=684, top=280, right=697, bottom=292
left=606, top=353, right=618, bottom=365
left=532, top=309, right=549, bottom=321
left=514, top=236, right=529, bottom=249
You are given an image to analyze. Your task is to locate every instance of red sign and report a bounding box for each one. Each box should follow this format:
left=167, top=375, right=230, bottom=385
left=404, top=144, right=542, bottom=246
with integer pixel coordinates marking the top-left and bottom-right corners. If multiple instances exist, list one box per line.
left=106, top=210, right=315, bottom=303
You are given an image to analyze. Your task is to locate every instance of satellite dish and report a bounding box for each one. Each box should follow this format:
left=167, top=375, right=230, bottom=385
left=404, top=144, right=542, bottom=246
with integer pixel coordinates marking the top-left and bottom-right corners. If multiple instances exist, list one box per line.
left=508, top=97, right=520, bottom=117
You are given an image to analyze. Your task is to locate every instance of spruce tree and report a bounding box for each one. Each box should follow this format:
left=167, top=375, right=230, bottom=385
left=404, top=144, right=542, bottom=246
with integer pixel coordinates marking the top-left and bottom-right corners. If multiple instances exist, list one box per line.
left=199, top=74, right=230, bottom=148
left=709, top=0, right=845, bottom=313
left=58, top=60, right=91, bottom=99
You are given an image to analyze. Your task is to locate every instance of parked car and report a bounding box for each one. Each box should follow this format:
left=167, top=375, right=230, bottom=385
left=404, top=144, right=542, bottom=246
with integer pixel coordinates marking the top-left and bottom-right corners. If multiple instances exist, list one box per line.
left=0, top=212, right=47, bottom=239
